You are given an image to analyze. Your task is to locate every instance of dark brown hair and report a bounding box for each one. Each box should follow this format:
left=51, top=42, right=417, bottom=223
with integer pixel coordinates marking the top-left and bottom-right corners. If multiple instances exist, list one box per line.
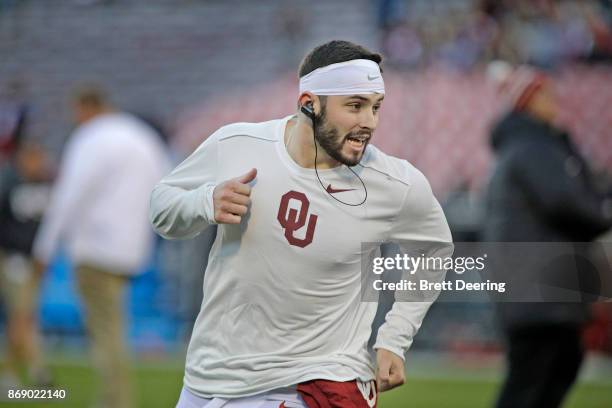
left=298, top=40, right=383, bottom=78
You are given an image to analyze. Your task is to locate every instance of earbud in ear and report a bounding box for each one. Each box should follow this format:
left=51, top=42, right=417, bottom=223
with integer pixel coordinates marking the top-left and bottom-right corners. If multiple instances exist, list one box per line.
left=300, top=102, right=315, bottom=119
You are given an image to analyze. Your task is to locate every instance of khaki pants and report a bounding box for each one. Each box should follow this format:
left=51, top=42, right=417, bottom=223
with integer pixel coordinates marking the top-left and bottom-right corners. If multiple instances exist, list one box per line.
left=0, top=251, right=45, bottom=384
left=76, top=264, right=132, bottom=408
left=0, top=251, right=38, bottom=315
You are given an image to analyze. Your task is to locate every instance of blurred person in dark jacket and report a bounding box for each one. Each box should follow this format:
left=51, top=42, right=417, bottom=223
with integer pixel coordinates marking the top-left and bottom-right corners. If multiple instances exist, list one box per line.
left=485, top=62, right=612, bottom=408
left=0, top=142, right=53, bottom=391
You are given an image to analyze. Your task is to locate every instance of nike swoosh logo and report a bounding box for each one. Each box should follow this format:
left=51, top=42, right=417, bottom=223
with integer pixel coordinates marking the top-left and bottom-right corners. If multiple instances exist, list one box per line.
left=367, top=74, right=380, bottom=80
left=326, top=184, right=356, bottom=194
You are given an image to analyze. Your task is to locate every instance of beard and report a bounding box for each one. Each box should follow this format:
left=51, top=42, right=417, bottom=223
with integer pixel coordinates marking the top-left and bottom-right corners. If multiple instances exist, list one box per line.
left=313, top=107, right=371, bottom=167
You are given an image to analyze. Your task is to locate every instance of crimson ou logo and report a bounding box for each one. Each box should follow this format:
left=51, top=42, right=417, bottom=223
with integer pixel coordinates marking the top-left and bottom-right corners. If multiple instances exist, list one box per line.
left=277, top=191, right=318, bottom=248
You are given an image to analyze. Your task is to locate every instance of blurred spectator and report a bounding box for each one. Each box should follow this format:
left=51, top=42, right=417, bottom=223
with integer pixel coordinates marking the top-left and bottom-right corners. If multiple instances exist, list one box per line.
left=381, top=21, right=424, bottom=68
left=0, top=79, right=28, bottom=164
left=377, top=0, right=612, bottom=69
left=32, top=86, right=170, bottom=408
left=0, top=143, right=53, bottom=392
left=484, top=62, right=612, bottom=408
left=436, top=6, right=500, bottom=71
left=275, top=2, right=310, bottom=65
left=377, top=0, right=406, bottom=31
left=377, top=0, right=424, bottom=68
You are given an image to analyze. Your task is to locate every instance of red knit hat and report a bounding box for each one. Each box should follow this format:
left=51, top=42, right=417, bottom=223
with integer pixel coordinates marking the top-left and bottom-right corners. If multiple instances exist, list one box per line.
left=488, top=61, right=547, bottom=110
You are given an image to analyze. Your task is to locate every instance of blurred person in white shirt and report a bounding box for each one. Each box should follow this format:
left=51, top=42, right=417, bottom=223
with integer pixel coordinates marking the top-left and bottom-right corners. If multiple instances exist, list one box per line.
left=33, top=86, right=170, bottom=408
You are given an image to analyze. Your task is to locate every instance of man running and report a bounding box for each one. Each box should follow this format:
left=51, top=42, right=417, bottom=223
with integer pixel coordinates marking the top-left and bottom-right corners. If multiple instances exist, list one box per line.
left=150, top=40, right=452, bottom=408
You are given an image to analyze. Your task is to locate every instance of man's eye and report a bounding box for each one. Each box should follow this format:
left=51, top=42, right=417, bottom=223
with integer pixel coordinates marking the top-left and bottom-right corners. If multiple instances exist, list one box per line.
left=373, top=105, right=381, bottom=112
left=348, top=103, right=361, bottom=110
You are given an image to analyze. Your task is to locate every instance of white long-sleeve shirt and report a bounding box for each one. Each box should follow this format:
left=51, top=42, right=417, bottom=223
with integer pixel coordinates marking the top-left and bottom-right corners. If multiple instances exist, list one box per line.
left=34, top=112, right=169, bottom=274
left=150, top=116, right=453, bottom=398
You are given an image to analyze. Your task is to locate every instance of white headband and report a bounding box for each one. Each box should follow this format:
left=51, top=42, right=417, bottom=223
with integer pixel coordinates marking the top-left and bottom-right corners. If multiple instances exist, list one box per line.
left=299, top=59, right=385, bottom=96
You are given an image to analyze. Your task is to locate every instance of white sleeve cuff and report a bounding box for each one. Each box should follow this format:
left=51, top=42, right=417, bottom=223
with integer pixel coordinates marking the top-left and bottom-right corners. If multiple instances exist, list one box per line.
left=373, top=340, right=407, bottom=362
left=197, top=182, right=218, bottom=225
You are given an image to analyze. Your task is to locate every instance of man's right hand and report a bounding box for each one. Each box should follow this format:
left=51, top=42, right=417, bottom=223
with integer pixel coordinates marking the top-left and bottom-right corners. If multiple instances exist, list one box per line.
left=213, top=168, right=257, bottom=224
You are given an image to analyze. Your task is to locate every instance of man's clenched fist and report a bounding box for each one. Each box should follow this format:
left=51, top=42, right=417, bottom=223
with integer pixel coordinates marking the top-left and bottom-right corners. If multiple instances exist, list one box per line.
left=213, top=168, right=257, bottom=224
left=376, top=348, right=405, bottom=392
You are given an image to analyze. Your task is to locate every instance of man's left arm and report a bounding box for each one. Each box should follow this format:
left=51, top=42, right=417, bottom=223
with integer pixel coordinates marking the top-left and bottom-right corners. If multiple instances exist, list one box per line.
left=373, top=167, right=453, bottom=391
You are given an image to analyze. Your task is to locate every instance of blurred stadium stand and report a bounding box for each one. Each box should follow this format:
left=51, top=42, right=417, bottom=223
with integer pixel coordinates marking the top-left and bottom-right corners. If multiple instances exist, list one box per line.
left=175, top=66, right=612, bottom=196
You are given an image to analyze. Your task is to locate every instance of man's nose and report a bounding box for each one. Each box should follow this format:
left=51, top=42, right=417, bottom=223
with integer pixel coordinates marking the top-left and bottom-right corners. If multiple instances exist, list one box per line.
left=359, top=109, right=377, bottom=130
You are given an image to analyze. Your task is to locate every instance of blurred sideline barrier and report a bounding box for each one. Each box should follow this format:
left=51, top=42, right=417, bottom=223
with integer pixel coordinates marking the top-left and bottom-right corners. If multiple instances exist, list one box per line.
left=36, top=244, right=181, bottom=355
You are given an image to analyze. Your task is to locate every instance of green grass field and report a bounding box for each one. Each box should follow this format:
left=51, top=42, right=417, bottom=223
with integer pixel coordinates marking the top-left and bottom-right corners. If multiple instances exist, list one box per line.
left=1, top=361, right=610, bottom=407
